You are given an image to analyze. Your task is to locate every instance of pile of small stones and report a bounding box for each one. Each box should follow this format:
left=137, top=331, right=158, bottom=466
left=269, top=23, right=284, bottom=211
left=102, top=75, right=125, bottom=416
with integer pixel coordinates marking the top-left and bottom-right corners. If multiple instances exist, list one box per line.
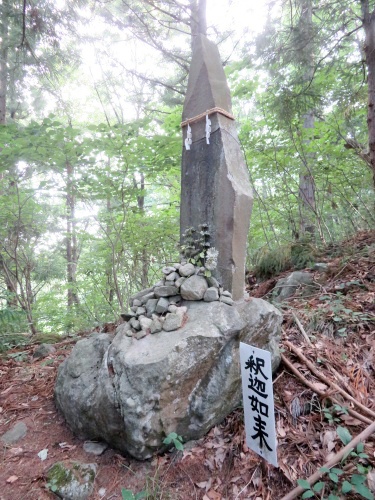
left=119, top=261, right=234, bottom=340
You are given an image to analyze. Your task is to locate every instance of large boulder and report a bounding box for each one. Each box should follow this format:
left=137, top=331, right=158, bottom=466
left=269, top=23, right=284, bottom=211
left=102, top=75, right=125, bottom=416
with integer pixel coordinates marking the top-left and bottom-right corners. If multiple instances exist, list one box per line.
left=273, top=271, right=318, bottom=302
left=55, top=298, right=282, bottom=460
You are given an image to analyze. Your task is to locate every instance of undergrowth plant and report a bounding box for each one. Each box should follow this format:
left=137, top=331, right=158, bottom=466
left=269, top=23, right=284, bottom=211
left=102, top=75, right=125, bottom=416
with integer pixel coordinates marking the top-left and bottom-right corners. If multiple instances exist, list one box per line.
left=297, top=426, right=373, bottom=499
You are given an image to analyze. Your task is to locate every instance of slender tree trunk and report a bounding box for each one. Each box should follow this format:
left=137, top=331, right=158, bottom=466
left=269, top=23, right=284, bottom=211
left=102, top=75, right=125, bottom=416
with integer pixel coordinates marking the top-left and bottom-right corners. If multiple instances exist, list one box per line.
left=134, top=172, right=149, bottom=289
left=361, top=0, right=375, bottom=189
left=190, top=0, right=207, bottom=47
left=298, top=0, right=317, bottom=238
left=66, top=160, right=80, bottom=311
left=0, top=0, right=8, bottom=124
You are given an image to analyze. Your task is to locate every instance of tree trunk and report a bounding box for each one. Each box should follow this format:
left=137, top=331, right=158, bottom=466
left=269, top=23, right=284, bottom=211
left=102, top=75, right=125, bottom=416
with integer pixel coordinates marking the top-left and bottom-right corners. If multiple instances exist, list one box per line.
left=66, top=160, right=80, bottom=311
left=190, top=0, right=207, bottom=48
left=298, top=0, right=317, bottom=239
left=0, top=0, right=8, bottom=124
left=361, top=0, right=375, bottom=189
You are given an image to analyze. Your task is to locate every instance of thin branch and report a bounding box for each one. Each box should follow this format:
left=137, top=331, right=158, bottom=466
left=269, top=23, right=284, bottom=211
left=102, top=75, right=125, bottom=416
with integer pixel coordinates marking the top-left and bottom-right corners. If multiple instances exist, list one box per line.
left=280, top=420, right=375, bottom=500
left=284, top=340, right=375, bottom=419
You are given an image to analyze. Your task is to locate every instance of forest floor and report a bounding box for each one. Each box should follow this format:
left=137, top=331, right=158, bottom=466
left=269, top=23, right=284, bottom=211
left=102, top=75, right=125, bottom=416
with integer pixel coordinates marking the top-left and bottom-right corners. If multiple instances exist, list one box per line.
left=0, top=230, right=374, bottom=500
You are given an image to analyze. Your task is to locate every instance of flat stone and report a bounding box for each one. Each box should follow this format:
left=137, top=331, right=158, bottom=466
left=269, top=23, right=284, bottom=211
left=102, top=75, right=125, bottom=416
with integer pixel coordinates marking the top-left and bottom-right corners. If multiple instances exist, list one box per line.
left=132, top=299, right=142, bottom=307
left=83, top=441, right=108, bottom=456
left=168, top=304, right=178, bottom=313
left=136, top=307, right=146, bottom=316
left=129, top=318, right=141, bottom=331
left=131, top=306, right=137, bottom=312
left=169, top=295, right=182, bottom=305
left=163, top=312, right=184, bottom=332
left=220, top=295, right=234, bottom=306
left=46, top=461, right=97, bottom=500
left=154, top=286, right=179, bottom=298
left=166, top=272, right=179, bottom=282
left=136, top=330, right=147, bottom=340
left=125, top=329, right=134, bottom=337
left=120, top=311, right=136, bottom=322
left=150, top=318, right=163, bottom=334
left=174, top=263, right=181, bottom=270
left=115, top=323, right=131, bottom=335
left=204, top=287, right=219, bottom=302
left=179, top=263, right=195, bottom=277
left=221, top=290, right=232, bottom=298
left=154, top=280, right=164, bottom=287
left=175, top=277, right=186, bottom=289
left=129, top=287, right=155, bottom=304
left=33, top=343, right=56, bottom=359
left=145, top=299, right=158, bottom=317
left=180, top=275, right=208, bottom=300
left=313, top=263, right=328, bottom=272
left=140, top=292, right=156, bottom=305
left=155, top=297, right=169, bottom=314
left=207, top=276, right=220, bottom=288
left=139, top=317, right=153, bottom=331
left=162, top=266, right=176, bottom=275
left=1, top=421, right=28, bottom=445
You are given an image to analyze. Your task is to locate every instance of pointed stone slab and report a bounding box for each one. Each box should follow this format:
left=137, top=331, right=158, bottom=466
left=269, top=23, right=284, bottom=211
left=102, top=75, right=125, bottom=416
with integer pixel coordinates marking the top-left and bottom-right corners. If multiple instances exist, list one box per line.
left=181, top=35, right=253, bottom=300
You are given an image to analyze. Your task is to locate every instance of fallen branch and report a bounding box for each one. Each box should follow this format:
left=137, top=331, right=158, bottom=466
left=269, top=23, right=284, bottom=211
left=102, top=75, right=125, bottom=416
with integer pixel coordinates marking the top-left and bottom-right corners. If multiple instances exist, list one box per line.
left=291, top=313, right=313, bottom=346
left=280, top=354, right=372, bottom=425
left=284, top=340, right=375, bottom=420
left=280, top=419, right=375, bottom=500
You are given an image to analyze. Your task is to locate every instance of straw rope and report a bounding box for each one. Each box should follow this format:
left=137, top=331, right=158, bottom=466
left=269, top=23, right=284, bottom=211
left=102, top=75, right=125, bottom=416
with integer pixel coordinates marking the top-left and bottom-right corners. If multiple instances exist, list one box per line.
left=181, top=107, right=235, bottom=127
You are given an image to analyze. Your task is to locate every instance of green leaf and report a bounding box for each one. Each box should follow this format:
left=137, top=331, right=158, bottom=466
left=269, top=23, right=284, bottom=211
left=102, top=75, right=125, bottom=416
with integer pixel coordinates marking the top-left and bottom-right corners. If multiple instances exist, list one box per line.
left=342, top=481, right=352, bottom=494
left=353, top=483, right=374, bottom=500
left=357, top=443, right=365, bottom=453
left=313, top=481, right=325, bottom=492
left=329, top=472, right=339, bottom=483
left=297, top=479, right=311, bottom=490
left=135, top=492, right=147, bottom=500
left=351, top=474, right=366, bottom=486
left=331, top=468, right=344, bottom=475
left=336, top=426, right=352, bottom=445
left=174, top=440, right=184, bottom=451
left=302, top=491, right=314, bottom=499
left=121, top=489, right=135, bottom=500
left=320, top=467, right=330, bottom=474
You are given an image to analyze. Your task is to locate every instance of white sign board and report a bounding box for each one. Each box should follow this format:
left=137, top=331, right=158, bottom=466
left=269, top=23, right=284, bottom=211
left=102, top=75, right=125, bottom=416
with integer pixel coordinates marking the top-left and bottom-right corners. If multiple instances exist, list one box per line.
left=240, top=342, right=278, bottom=467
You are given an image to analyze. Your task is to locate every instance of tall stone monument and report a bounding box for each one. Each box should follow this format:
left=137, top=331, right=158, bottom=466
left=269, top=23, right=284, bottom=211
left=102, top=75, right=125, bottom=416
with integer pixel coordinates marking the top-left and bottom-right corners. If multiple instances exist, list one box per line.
left=180, top=34, right=253, bottom=300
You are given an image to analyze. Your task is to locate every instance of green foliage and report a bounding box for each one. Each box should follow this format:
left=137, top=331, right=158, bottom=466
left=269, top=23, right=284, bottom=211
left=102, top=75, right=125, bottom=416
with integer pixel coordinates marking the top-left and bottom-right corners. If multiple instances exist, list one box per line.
left=252, top=245, right=291, bottom=279
left=290, top=239, right=317, bottom=269
left=163, top=432, right=184, bottom=451
left=297, top=428, right=373, bottom=500
left=121, top=489, right=147, bottom=500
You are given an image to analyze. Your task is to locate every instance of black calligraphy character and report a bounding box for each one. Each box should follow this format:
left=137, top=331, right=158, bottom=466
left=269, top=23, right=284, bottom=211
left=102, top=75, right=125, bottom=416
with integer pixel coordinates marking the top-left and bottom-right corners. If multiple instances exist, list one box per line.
left=251, top=414, right=272, bottom=451
left=244, top=355, right=268, bottom=380
left=249, top=395, right=269, bottom=417
left=248, top=376, right=267, bottom=398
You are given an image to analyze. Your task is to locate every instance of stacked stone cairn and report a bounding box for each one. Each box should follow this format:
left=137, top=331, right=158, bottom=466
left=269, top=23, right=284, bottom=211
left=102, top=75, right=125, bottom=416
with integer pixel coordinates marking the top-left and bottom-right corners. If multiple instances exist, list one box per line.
left=119, top=261, right=234, bottom=340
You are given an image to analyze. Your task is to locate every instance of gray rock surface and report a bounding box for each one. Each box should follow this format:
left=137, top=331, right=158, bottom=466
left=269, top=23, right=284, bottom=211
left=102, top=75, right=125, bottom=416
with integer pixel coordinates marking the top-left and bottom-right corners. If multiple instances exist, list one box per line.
left=83, top=441, right=108, bottom=456
left=55, top=299, right=281, bottom=461
left=204, top=287, right=219, bottom=302
left=273, top=271, right=318, bottom=302
left=1, top=421, right=28, bottom=445
left=179, top=263, right=195, bottom=277
left=180, top=275, right=208, bottom=300
left=154, top=285, right=179, bottom=298
left=155, top=297, right=169, bottom=314
left=163, top=312, right=185, bottom=331
left=33, top=343, right=56, bottom=359
left=46, top=461, right=96, bottom=500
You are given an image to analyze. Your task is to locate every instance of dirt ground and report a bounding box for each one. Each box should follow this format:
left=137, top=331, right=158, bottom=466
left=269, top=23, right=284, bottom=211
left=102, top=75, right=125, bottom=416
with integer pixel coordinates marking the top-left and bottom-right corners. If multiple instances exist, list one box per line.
left=1, top=231, right=374, bottom=500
